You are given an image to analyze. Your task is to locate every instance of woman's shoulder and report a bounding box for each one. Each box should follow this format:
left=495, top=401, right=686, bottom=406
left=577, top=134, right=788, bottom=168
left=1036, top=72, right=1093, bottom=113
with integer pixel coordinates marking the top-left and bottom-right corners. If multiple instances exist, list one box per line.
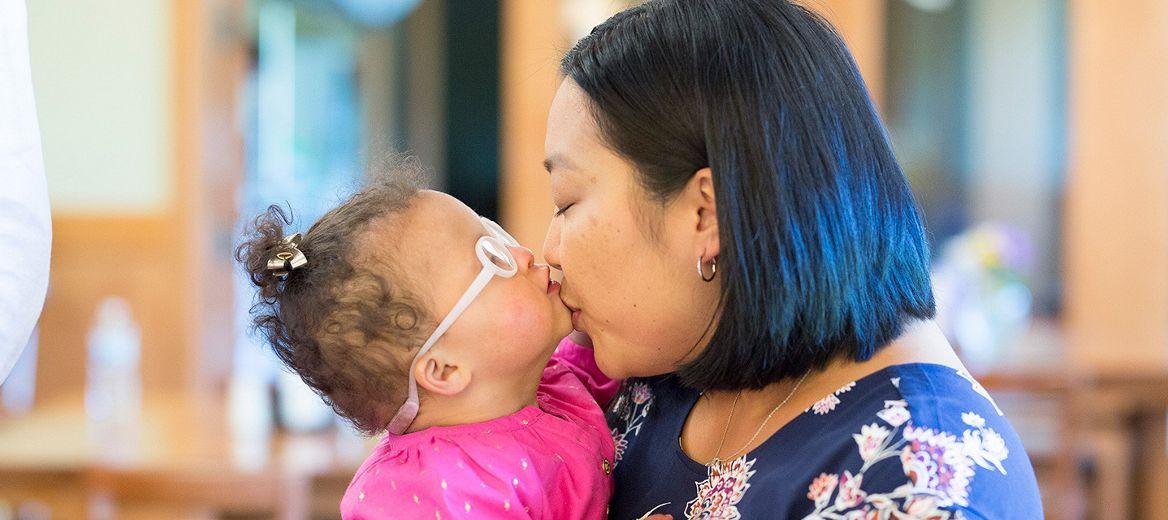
left=801, top=362, right=1012, bottom=428
left=788, top=363, right=1044, bottom=518
left=884, top=363, right=1006, bottom=419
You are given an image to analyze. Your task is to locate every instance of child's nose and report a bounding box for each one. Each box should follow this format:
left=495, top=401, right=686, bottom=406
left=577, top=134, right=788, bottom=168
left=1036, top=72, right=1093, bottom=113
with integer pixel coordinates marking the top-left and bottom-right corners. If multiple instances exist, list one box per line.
left=508, top=245, right=535, bottom=271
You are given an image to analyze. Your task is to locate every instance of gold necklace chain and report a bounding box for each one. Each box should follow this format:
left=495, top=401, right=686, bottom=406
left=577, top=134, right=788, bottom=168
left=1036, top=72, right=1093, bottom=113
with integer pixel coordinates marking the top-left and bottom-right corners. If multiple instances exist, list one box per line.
left=708, top=372, right=809, bottom=466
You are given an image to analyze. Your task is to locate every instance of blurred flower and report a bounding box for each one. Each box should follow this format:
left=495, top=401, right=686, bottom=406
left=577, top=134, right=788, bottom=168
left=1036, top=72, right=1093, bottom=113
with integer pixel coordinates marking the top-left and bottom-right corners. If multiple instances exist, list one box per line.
left=932, top=222, right=1034, bottom=372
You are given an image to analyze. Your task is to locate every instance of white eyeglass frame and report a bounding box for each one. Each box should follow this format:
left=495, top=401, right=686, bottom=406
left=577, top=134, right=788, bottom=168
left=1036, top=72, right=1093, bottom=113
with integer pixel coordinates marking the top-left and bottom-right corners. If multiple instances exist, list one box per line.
left=386, top=217, right=521, bottom=434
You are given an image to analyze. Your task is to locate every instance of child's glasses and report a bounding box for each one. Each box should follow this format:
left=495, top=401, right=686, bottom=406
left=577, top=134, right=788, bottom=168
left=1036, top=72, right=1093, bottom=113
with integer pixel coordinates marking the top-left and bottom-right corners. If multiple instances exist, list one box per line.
left=386, top=216, right=521, bottom=434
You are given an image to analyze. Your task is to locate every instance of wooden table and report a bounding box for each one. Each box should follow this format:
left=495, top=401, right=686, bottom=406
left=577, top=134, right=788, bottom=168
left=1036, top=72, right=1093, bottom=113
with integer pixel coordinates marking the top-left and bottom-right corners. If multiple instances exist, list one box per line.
left=5, top=346, right=1166, bottom=519
left=0, top=394, right=367, bottom=519
left=974, top=324, right=1168, bottom=520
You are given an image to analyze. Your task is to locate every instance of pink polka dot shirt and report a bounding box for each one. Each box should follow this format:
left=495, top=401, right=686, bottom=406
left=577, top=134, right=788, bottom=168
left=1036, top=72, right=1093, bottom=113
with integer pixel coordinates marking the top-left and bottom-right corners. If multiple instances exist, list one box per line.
left=341, top=337, right=618, bottom=519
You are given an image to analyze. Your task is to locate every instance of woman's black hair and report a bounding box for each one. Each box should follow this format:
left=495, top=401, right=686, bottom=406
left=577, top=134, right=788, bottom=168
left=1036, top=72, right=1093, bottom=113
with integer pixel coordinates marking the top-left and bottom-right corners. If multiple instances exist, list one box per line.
left=562, top=0, right=936, bottom=391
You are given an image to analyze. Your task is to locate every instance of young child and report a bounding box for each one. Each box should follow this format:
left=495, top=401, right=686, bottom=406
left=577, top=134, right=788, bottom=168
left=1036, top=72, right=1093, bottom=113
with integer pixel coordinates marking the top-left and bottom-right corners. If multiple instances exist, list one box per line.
left=237, top=171, right=617, bottom=519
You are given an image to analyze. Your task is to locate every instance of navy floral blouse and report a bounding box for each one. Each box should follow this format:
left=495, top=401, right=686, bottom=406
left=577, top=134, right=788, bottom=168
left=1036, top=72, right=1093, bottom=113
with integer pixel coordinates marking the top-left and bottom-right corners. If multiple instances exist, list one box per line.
left=607, top=363, right=1043, bottom=519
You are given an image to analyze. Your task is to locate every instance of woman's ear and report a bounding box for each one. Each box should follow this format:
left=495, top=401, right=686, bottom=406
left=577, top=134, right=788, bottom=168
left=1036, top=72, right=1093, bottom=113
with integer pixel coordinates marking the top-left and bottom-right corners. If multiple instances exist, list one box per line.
left=687, top=167, right=720, bottom=259
left=414, top=350, right=471, bottom=397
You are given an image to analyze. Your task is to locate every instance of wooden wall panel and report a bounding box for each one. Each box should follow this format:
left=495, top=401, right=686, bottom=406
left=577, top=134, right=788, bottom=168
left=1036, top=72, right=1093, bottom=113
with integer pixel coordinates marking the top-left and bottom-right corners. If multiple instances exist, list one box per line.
left=815, top=0, right=887, bottom=109
left=33, top=0, right=246, bottom=404
left=499, top=1, right=888, bottom=258
left=499, top=0, right=566, bottom=258
left=1065, top=0, right=1168, bottom=372
left=184, top=0, right=248, bottom=399
left=37, top=216, right=189, bottom=402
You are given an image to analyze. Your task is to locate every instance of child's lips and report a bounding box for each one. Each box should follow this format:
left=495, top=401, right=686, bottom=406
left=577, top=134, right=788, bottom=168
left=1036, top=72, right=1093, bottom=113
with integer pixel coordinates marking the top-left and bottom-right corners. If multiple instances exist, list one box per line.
left=538, top=265, right=556, bottom=293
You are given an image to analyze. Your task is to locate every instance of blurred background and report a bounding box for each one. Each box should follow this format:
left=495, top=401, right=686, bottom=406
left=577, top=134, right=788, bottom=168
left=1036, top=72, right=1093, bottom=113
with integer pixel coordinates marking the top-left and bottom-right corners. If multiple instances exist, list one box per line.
left=1, top=0, right=1165, bottom=518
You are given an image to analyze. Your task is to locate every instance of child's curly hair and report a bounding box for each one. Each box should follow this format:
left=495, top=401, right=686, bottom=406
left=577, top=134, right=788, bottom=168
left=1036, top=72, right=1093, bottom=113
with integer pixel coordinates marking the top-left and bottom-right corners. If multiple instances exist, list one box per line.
left=236, top=170, right=431, bottom=435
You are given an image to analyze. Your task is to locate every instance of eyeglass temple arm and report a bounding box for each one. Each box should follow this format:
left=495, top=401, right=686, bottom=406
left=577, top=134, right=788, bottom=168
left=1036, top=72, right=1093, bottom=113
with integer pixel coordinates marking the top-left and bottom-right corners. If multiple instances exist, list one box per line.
left=388, top=265, right=497, bottom=432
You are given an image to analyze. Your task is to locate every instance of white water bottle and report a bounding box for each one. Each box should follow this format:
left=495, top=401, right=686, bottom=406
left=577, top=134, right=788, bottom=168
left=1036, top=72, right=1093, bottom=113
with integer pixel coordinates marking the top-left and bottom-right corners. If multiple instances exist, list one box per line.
left=85, top=296, right=142, bottom=462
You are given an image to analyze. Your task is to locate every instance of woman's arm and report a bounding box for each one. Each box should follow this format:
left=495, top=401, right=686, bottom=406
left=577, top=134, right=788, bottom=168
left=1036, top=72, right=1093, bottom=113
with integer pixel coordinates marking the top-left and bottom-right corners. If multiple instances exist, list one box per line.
left=0, top=0, right=51, bottom=385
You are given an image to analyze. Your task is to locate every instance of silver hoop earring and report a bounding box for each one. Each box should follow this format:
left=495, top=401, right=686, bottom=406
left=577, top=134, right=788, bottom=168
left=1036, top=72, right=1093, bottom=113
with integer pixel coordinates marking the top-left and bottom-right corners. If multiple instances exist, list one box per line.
left=697, top=256, right=717, bottom=282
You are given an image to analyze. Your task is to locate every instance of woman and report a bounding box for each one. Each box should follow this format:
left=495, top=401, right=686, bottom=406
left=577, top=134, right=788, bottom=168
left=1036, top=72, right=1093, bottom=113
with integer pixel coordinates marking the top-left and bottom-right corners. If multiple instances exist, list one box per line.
left=541, top=1, right=1043, bottom=518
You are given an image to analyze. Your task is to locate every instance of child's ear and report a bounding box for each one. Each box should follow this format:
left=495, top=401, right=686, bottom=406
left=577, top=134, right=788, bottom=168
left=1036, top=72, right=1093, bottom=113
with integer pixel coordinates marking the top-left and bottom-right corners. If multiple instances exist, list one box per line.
left=414, top=350, right=471, bottom=397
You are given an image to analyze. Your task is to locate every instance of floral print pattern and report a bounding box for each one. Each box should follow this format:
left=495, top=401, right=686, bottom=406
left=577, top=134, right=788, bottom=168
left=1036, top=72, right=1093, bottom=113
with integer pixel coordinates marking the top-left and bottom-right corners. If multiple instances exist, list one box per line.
left=808, top=473, right=840, bottom=509
left=685, top=457, right=758, bottom=520
left=876, top=400, right=911, bottom=427
left=801, top=389, right=1011, bottom=519
left=608, top=364, right=1040, bottom=520
left=900, top=425, right=975, bottom=507
left=808, top=381, right=857, bottom=415
left=612, top=381, right=654, bottom=466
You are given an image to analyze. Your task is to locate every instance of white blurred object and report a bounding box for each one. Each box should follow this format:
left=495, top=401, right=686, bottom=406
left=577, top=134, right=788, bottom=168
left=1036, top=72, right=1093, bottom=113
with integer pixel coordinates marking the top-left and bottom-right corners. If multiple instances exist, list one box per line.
left=85, top=297, right=142, bottom=464
left=0, top=0, right=52, bottom=386
left=277, top=369, right=334, bottom=432
left=334, top=413, right=367, bottom=464
left=228, top=373, right=273, bottom=471
left=0, top=328, right=38, bottom=415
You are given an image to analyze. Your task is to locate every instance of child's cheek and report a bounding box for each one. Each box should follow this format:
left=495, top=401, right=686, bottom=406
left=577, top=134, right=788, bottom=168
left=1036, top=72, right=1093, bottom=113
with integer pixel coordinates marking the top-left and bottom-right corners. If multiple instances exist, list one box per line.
left=499, top=289, right=548, bottom=336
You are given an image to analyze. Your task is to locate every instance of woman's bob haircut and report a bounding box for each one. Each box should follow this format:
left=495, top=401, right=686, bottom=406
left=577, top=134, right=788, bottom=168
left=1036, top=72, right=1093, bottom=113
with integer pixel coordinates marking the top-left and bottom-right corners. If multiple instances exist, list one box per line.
left=561, top=0, right=936, bottom=390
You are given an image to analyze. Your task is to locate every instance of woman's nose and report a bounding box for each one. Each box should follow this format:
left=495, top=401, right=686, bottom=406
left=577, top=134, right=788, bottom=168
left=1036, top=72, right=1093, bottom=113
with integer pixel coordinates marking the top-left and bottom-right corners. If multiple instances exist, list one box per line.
left=542, top=220, right=562, bottom=270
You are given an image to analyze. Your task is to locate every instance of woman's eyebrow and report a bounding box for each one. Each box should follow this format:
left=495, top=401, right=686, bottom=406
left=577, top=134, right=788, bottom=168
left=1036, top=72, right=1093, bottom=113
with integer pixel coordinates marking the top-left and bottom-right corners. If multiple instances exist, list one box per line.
left=544, top=153, right=575, bottom=174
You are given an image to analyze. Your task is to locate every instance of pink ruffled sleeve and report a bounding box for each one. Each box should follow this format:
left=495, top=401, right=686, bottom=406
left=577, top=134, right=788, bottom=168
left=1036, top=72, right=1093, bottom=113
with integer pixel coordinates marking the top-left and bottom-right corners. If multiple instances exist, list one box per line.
left=549, top=335, right=620, bottom=407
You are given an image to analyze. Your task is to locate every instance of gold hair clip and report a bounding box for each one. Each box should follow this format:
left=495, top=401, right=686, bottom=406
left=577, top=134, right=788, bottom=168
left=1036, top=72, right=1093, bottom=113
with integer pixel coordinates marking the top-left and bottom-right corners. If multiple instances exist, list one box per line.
left=266, top=233, right=308, bottom=281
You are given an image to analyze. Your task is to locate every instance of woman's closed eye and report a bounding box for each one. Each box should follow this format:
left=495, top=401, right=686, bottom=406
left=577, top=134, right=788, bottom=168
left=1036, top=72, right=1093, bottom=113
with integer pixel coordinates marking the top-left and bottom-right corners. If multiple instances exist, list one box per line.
left=553, top=203, right=574, bottom=217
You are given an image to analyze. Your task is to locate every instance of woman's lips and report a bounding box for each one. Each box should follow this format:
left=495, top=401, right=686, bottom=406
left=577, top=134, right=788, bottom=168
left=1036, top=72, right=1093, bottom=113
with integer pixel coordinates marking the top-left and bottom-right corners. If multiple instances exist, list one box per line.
left=547, top=279, right=561, bottom=294
left=558, top=284, right=583, bottom=330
